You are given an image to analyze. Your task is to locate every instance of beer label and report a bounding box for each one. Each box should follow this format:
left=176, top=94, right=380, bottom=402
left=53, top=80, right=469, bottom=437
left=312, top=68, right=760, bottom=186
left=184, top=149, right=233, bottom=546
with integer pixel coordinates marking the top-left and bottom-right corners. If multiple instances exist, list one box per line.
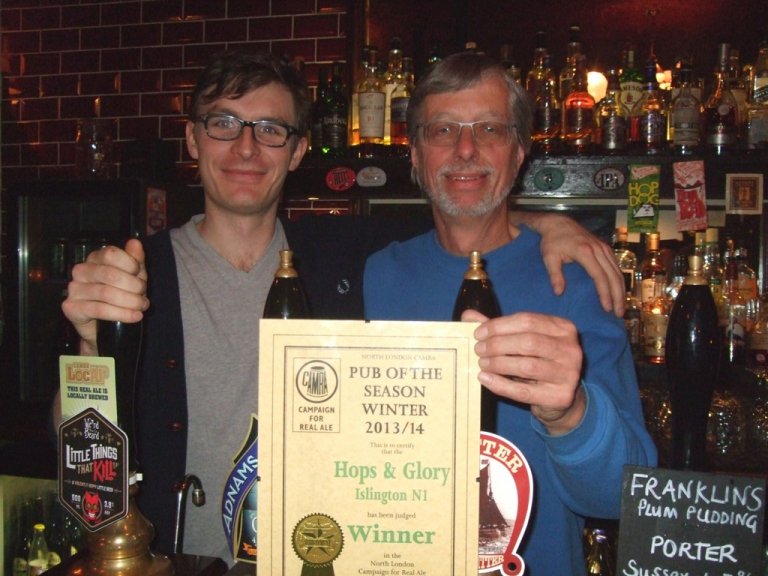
left=601, top=115, right=628, bottom=150
left=358, top=92, right=385, bottom=138
left=58, top=408, right=129, bottom=531
left=643, top=312, right=668, bottom=360
left=672, top=160, right=707, bottom=232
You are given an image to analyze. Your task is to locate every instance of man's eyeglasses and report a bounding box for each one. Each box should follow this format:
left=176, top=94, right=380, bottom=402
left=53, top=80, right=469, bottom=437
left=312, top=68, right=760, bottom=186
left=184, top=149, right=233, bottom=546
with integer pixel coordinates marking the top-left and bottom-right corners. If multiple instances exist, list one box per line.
left=196, top=114, right=299, bottom=147
left=417, top=121, right=516, bottom=147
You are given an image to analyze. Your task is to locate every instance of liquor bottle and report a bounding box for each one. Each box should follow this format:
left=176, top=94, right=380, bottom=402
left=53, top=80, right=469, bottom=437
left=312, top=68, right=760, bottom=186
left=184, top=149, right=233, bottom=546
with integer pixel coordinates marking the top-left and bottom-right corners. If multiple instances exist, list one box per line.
left=665, top=254, right=721, bottom=470
left=311, top=66, right=330, bottom=155
left=665, top=254, right=688, bottom=302
left=727, top=47, right=748, bottom=139
left=452, top=251, right=500, bottom=432
left=721, top=241, right=748, bottom=366
left=642, top=277, right=669, bottom=365
left=322, top=62, right=349, bottom=158
left=531, top=63, right=561, bottom=155
left=596, top=68, right=628, bottom=153
left=669, top=64, right=702, bottom=155
left=499, top=43, right=522, bottom=84
left=748, top=295, right=768, bottom=367
left=562, top=55, right=595, bottom=154
left=263, top=249, right=310, bottom=319
left=639, top=232, right=667, bottom=306
left=584, top=528, right=615, bottom=575
left=525, top=31, right=550, bottom=99
left=747, top=39, right=768, bottom=149
left=390, top=55, right=414, bottom=156
left=27, top=524, right=50, bottom=576
left=624, top=286, right=643, bottom=362
left=383, top=37, right=404, bottom=146
left=702, top=227, right=724, bottom=304
left=97, top=317, right=142, bottom=472
left=704, top=44, right=738, bottom=154
left=558, top=24, right=582, bottom=101
left=636, top=60, right=667, bottom=154
left=619, top=44, right=644, bottom=118
left=356, top=47, right=386, bottom=158
left=612, top=227, right=637, bottom=293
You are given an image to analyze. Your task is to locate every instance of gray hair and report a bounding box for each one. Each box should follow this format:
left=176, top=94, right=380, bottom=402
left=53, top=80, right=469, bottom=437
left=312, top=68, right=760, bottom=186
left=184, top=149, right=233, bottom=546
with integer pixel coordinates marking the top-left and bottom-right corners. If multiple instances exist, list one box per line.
left=406, top=51, right=533, bottom=155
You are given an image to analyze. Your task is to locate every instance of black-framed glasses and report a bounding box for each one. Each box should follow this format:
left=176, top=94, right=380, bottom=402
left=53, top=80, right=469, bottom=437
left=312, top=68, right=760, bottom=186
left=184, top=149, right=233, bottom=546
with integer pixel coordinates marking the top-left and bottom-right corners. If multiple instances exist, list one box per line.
left=417, top=120, right=516, bottom=147
left=196, top=114, right=299, bottom=147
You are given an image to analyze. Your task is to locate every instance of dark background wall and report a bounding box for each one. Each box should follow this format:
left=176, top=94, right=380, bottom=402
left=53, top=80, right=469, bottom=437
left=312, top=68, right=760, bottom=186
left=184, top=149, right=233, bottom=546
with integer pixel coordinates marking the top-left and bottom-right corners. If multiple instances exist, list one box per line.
left=2, top=0, right=767, bottom=186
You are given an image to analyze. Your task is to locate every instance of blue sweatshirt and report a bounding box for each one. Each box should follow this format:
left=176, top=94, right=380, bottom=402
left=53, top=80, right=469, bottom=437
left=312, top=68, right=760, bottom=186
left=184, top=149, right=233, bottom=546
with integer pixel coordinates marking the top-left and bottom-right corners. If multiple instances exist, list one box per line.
left=364, top=226, right=658, bottom=575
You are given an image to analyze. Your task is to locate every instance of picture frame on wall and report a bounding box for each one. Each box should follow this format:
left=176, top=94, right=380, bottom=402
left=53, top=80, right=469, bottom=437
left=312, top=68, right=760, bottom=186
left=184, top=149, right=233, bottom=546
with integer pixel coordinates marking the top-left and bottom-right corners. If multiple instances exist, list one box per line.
left=725, top=173, right=764, bottom=215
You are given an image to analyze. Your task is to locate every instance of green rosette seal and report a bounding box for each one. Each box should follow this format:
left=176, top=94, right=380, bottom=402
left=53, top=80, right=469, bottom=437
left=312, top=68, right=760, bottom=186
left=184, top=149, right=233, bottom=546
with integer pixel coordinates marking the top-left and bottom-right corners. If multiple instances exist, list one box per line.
left=292, top=513, right=344, bottom=575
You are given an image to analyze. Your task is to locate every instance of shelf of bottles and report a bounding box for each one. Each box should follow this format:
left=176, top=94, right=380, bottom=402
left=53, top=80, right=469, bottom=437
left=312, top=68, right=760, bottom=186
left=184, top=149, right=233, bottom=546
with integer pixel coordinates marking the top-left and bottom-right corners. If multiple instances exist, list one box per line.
left=302, top=26, right=768, bottom=173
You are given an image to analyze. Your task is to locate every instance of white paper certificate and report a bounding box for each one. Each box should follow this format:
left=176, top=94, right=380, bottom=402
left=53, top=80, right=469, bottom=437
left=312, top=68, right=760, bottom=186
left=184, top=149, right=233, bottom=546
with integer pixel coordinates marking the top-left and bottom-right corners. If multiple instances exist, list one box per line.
left=258, top=319, right=481, bottom=575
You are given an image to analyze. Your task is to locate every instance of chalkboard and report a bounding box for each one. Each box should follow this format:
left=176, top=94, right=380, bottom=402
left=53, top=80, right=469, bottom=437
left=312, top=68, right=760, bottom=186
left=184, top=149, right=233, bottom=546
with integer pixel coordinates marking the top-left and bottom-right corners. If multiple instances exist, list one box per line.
left=617, top=466, right=766, bottom=576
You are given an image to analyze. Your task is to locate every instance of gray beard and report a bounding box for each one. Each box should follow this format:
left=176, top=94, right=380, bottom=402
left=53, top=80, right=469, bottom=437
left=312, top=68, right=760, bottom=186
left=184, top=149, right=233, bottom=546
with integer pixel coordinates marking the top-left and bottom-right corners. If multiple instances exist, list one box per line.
left=426, top=186, right=508, bottom=217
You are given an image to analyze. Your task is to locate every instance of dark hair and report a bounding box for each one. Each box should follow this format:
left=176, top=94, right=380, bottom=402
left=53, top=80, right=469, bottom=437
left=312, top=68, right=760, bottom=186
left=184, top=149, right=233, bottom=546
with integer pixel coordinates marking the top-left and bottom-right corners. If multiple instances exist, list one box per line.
left=406, top=51, right=532, bottom=154
left=188, top=51, right=311, bottom=137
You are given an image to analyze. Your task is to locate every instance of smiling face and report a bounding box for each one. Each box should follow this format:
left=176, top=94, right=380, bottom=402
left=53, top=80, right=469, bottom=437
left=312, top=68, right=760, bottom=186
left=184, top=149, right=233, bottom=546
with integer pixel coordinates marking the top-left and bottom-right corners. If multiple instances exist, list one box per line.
left=410, top=74, right=525, bottom=219
left=185, top=82, right=307, bottom=220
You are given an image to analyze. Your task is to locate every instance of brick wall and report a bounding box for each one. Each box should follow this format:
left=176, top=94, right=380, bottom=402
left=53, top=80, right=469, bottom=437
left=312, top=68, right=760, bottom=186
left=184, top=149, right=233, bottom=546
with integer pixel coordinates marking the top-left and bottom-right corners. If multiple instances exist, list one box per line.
left=0, top=0, right=351, bottom=185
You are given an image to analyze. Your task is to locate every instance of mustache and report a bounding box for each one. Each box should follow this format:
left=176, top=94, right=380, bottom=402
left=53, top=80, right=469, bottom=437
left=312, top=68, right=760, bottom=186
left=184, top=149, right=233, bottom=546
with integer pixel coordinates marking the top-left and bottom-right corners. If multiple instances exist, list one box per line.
left=437, top=163, right=494, bottom=178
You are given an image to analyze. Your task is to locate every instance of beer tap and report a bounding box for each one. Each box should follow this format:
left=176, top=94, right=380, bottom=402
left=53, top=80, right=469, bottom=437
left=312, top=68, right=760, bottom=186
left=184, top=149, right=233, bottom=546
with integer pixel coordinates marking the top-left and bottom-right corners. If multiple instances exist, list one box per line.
left=173, top=474, right=206, bottom=554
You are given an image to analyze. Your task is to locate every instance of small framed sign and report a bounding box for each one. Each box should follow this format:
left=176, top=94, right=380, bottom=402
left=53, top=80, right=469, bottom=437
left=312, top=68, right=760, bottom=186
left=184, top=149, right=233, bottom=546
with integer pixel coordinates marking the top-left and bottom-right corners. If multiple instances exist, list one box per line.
left=725, top=173, right=763, bottom=215
left=616, top=466, right=766, bottom=576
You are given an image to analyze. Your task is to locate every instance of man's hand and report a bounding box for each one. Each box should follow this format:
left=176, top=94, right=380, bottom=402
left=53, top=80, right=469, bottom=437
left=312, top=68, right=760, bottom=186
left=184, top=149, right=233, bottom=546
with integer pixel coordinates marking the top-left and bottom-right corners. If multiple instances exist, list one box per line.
left=511, top=212, right=625, bottom=317
left=61, top=238, right=149, bottom=356
left=463, top=309, right=585, bottom=436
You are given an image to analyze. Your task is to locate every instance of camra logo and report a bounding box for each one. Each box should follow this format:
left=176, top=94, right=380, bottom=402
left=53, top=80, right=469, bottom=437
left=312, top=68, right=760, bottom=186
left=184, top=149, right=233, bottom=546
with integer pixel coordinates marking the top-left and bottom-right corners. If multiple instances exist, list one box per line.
left=296, top=360, right=339, bottom=403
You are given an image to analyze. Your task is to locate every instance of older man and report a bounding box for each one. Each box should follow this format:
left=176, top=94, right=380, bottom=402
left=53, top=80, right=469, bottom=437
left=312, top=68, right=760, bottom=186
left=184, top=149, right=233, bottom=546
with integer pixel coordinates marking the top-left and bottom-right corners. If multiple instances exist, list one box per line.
left=364, top=51, right=657, bottom=575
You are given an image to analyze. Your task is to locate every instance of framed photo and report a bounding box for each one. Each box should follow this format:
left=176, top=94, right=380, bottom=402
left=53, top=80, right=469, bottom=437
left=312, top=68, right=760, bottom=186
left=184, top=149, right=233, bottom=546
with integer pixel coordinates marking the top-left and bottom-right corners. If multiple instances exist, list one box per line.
left=725, top=173, right=763, bottom=215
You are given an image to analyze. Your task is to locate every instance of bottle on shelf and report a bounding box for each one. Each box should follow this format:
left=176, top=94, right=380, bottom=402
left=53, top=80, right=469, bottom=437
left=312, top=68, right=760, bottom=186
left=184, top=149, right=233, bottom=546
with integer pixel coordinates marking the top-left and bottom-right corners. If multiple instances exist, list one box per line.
left=748, top=295, right=768, bottom=367
left=669, top=63, right=702, bottom=155
left=747, top=39, right=768, bottom=149
left=525, top=31, right=551, bottom=99
left=390, top=55, right=414, bottom=156
left=356, top=46, right=386, bottom=158
left=27, top=523, right=50, bottom=576
left=665, top=253, right=688, bottom=302
left=642, top=275, right=670, bottom=365
left=639, top=232, right=667, bottom=306
left=321, top=62, right=349, bottom=158
left=452, top=251, right=500, bottom=433
left=596, top=67, right=628, bottom=154
left=726, top=47, right=748, bottom=139
left=584, top=527, right=616, bottom=575
left=612, top=226, right=637, bottom=293
left=619, top=43, right=644, bottom=119
left=531, top=58, right=561, bottom=155
left=310, top=65, right=330, bottom=156
left=721, top=239, right=748, bottom=367
left=703, top=43, right=738, bottom=154
left=558, top=24, right=583, bottom=101
left=665, top=254, right=721, bottom=470
left=383, top=37, right=404, bottom=147
left=562, top=55, right=595, bottom=154
left=624, top=285, right=643, bottom=362
left=636, top=59, right=668, bottom=154
left=702, top=227, right=724, bottom=305
left=499, top=43, right=522, bottom=84
left=263, top=249, right=310, bottom=319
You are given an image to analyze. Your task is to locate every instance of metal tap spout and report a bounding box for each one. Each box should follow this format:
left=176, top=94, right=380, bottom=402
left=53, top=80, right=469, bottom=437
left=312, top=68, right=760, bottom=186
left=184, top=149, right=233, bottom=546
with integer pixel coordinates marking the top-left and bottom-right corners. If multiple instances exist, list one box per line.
left=173, top=473, right=206, bottom=554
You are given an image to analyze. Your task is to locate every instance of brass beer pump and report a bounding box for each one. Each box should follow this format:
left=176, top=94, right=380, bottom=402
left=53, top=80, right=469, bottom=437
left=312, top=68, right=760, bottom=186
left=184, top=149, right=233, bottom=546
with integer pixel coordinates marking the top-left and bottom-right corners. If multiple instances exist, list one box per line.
left=65, top=320, right=173, bottom=576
